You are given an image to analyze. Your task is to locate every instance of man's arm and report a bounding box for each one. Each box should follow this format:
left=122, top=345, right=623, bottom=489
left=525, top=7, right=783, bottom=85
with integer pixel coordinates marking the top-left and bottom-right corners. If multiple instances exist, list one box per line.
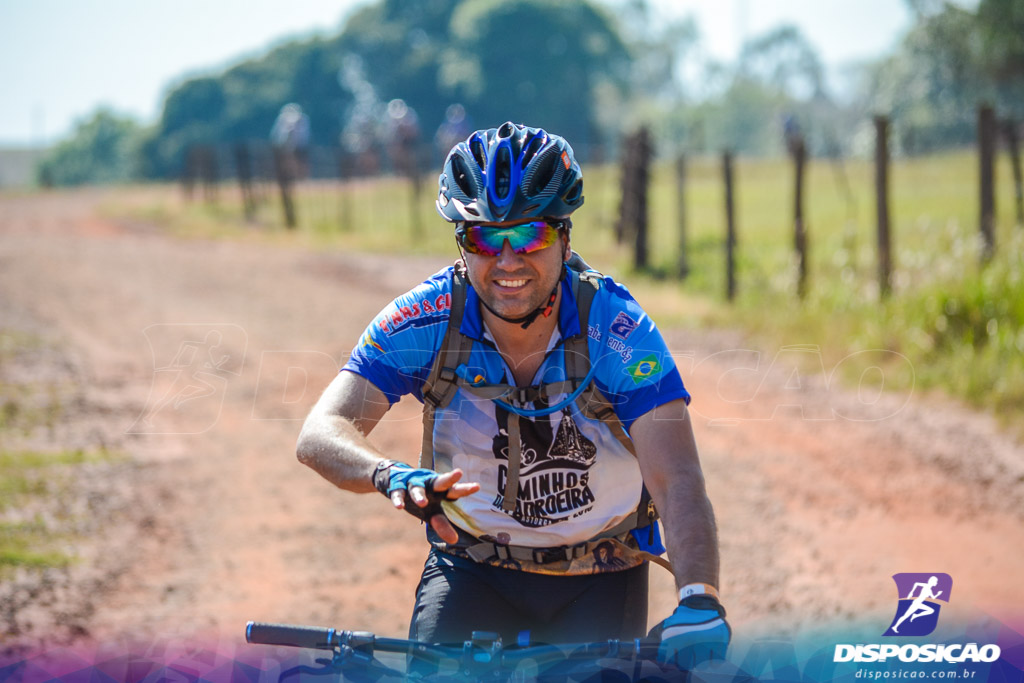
left=629, top=397, right=719, bottom=591
left=631, top=397, right=728, bottom=665
left=296, top=369, right=478, bottom=542
left=296, top=369, right=391, bottom=493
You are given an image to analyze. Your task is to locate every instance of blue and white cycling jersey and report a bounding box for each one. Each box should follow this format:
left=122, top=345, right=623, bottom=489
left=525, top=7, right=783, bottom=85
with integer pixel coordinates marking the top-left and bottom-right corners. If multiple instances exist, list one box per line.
left=344, top=266, right=690, bottom=548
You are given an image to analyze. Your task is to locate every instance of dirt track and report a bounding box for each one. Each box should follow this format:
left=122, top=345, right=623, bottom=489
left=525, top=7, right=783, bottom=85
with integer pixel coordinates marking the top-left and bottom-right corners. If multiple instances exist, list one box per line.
left=1, top=189, right=1022, bottom=654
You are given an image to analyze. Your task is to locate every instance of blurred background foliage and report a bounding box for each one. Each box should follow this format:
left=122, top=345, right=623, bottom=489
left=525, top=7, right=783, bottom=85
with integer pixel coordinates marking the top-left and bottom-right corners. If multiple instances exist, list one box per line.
left=23, top=0, right=1024, bottom=427
left=35, top=0, right=1024, bottom=185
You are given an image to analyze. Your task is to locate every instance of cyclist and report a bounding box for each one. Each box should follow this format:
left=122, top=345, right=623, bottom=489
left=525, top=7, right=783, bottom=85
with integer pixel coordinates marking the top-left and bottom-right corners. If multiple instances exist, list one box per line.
left=297, top=122, right=729, bottom=670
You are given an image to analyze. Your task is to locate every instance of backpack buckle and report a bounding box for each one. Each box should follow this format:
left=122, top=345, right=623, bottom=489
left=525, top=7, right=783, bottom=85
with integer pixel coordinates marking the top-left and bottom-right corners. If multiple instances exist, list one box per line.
left=424, top=367, right=458, bottom=407
left=531, top=544, right=587, bottom=564
left=532, top=548, right=554, bottom=563
left=511, top=386, right=534, bottom=405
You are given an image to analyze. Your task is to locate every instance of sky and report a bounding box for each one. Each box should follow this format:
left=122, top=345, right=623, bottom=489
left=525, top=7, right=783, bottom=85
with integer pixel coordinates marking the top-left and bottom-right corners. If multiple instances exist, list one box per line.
left=0, top=0, right=974, bottom=147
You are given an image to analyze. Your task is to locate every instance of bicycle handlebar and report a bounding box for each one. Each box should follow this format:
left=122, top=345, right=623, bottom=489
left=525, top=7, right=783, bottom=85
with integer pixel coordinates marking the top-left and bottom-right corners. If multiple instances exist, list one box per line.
left=246, top=622, right=341, bottom=650
left=245, top=620, right=663, bottom=665
left=243, top=626, right=688, bottom=683
left=246, top=622, right=425, bottom=659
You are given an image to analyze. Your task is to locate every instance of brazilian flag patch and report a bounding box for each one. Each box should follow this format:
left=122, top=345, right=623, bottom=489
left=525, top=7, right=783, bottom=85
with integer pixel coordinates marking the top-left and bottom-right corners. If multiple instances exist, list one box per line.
left=627, top=354, right=661, bottom=385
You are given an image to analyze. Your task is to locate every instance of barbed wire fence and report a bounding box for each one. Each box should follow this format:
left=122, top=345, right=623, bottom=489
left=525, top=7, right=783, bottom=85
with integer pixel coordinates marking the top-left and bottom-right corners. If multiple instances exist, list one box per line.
left=182, top=106, right=1023, bottom=303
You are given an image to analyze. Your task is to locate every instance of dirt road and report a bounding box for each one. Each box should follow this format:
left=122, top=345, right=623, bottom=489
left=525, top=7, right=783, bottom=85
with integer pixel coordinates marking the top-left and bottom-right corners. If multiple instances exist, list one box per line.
left=1, top=189, right=1021, bottom=654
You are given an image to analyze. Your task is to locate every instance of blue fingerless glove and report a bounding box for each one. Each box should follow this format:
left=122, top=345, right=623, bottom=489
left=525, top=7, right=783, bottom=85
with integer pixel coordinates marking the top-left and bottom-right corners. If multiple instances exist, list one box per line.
left=649, top=592, right=731, bottom=670
left=371, top=460, right=448, bottom=522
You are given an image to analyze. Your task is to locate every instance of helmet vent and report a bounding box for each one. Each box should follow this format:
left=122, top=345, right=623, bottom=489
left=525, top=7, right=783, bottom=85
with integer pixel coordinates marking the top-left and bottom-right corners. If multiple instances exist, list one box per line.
left=527, top=149, right=558, bottom=196
left=498, top=121, right=516, bottom=138
left=565, top=178, right=583, bottom=203
left=470, top=137, right=487, bottom=170
left=521, top=134, right=545, bottom=167
left=451, top=156, right=474, bottom=197
left=493, top=146, right=512, bottom=200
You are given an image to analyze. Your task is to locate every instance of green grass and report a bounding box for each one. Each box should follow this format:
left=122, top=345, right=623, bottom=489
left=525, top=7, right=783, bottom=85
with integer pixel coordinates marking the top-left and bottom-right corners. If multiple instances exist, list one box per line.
left=101, top=150, right=1024, bottom=431
left=0, top=448, right=120, bottom=573
left=0, top=330, right=65, bottom=437
left=0, top=328, right=124, bottom=573
left=0, top=520, right=73, bottom=569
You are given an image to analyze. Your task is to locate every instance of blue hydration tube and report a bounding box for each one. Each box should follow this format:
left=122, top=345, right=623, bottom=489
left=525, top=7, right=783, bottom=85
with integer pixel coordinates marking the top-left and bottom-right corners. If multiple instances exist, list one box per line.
left=453, top=359, right=601, bottom=418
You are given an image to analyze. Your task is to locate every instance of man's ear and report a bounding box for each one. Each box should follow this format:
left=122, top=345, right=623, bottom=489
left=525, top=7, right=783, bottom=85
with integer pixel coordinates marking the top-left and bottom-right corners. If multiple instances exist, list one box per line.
left=562, top=234, right=571, bottom=262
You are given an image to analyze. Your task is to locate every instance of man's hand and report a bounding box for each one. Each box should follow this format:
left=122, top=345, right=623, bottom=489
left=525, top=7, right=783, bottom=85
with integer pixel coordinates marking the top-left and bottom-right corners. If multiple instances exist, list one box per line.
left=649, top=595, right=731, bottom=669
left=372, top=461, right=479, bottom=544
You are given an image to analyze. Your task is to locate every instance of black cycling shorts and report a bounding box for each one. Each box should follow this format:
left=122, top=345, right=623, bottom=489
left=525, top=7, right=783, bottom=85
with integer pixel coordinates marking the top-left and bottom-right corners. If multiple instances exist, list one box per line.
left=409, top=548, right=649, bottom=645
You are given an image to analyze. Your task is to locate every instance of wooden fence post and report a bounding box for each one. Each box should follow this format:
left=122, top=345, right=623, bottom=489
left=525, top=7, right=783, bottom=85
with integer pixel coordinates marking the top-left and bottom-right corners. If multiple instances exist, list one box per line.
left=724, top=150, right=737, bottom=302
left=182, top=145, right=198, bottom=201
left=979, top=105, right=996, bottom=261
left=615, top=131, right=637, bottom=245
left=615, top=127, right=652, bottom=270
left=337, top=147, right=352, bottom=232
left=200, top=146, right=219, bottom=204
left=793, top=137, right=808, bottom=299
left=235, top=143, right=256, bottom=222
left=1003, top=118, right=1024, bottom=230
left=273, top=146, right=297, bottom=229
left=633, top=127, right=651, bottom=271
left=874, top=116, right=892, bottom=299
left=676, top=153, right=689, bottom=279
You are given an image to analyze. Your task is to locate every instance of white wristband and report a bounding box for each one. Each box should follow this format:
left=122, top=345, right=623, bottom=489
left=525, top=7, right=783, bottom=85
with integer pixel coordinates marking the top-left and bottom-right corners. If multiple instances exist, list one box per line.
left=679, top=583, right=720, bottom=601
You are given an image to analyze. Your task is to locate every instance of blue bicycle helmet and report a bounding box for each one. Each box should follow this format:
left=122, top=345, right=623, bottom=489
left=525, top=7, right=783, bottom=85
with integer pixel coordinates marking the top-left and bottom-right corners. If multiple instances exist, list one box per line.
left=436, top=121, right=584, bottom=223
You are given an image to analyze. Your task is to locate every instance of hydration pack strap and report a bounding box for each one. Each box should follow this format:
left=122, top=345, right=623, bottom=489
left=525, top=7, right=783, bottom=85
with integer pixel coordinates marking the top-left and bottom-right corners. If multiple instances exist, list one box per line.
left=568, top=272, right=660, bottom=533
left=503, top=412, right=521, bottom=512
left=420, top=267, right=471, bottom=470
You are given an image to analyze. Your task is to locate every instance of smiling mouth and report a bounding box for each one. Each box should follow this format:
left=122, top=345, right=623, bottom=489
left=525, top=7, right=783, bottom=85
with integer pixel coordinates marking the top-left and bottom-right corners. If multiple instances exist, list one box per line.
left=495, top=279, right=528, bottom=288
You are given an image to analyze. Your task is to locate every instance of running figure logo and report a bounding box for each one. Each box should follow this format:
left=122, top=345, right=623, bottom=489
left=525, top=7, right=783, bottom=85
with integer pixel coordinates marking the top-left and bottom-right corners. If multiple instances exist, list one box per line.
left=129, top=324, right=247, bottom=434
left=883, top=573, right=952, bottom=636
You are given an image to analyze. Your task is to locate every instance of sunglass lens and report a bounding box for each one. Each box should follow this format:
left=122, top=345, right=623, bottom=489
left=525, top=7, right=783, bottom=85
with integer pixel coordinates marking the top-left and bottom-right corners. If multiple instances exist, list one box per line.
left=462, top=223, right=558, bottom=256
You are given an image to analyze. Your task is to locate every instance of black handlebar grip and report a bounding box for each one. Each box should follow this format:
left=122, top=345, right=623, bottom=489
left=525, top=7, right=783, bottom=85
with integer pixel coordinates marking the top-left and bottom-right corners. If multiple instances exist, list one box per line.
left=246, top=622, right=337, bottom=650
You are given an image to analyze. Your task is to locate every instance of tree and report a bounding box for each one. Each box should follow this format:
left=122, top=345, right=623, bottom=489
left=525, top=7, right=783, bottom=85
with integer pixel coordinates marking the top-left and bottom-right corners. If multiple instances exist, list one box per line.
left=607, top=4, right=703, bottom=152
left=857, top=1, right=1024, bottom=153
left=677, top=24, right=832, bottom=157
left=691, top=76, right=789, bottom=156
left=336, top=0, right=458, bottom=124
left=36, top=108, right=142, bottom=186
left=976, top=0, right=1024, bottom=118
left=443, top=0, right=630, bottom=155
left=139, top=38, right=353, bottom=178
left=739, top=25, right=825, bottom=101
left=134, top=0, right=633, bottom=178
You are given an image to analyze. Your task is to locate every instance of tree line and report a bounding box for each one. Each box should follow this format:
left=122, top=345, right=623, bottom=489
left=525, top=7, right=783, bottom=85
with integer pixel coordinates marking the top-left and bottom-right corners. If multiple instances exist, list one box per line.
left=37, top=0, right=1024, bottom=187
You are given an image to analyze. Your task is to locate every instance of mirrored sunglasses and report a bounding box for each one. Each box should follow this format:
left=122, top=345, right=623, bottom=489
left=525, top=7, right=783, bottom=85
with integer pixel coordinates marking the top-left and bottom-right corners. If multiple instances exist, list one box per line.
left=457, top=221, right=563, bottom=256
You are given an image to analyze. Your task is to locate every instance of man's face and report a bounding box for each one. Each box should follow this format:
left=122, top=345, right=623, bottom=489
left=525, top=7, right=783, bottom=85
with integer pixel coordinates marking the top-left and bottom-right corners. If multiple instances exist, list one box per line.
left=461, top=221, right=569, bottom=321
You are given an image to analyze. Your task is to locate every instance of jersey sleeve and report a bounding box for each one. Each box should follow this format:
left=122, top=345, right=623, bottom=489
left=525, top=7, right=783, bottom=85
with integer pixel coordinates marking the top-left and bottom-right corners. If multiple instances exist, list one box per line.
left=586, top=278, right=690, bottom=432
left=341, top=268, right=453, bottom=404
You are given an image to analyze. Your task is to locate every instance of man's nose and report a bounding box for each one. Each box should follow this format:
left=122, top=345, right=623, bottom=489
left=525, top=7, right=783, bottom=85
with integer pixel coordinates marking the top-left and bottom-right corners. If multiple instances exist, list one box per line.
left=495, top=239, right=525, bottom=268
